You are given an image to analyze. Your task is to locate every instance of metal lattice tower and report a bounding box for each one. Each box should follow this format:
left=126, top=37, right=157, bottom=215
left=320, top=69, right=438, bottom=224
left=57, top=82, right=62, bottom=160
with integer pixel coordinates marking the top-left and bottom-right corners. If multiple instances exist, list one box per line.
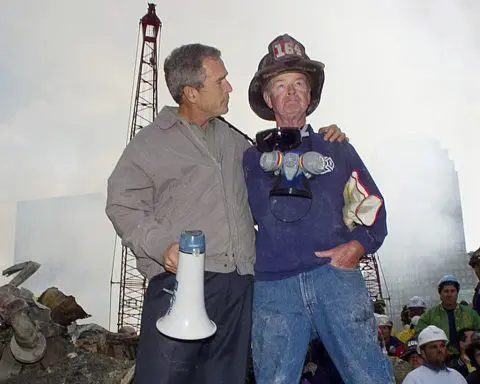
left=360, top=253, right=388, bottom=304
left=116, top=3, right=162, bottom=332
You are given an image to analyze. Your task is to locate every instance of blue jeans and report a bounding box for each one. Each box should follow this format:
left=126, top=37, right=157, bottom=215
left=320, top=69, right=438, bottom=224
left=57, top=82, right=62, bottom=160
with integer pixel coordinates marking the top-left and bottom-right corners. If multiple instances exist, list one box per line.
left=252, top=263, right=393, bottom=384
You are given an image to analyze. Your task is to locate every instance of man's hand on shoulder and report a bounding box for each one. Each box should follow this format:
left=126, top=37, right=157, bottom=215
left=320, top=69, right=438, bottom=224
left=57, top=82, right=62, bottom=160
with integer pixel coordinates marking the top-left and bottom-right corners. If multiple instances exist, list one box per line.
left=162, top=242, right=180, bottom=273
left=318, top=124, right=348, bottom=143
left=314, top=240, right=365, bottom=269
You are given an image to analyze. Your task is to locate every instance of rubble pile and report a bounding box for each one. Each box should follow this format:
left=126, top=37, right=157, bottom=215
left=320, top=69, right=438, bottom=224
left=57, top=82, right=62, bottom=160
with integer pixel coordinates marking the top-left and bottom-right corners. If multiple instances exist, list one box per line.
left=3, top=346, right=133, bottom=384
left=0, top=262, right=136, bottom=384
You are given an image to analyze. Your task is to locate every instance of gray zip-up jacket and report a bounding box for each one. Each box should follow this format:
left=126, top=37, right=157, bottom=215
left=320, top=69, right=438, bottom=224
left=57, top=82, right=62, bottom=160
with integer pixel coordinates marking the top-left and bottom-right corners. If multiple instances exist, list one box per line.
left=106, top=106, right=255, bottom=280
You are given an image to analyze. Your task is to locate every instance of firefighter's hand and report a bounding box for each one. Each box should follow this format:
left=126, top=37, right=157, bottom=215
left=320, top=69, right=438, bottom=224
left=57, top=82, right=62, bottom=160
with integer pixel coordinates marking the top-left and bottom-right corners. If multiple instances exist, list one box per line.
left=318, top=124, right=348, bottom=142
left=314, top=240, right=364, bottom=269
left=162, top=243, right=179, bottom=273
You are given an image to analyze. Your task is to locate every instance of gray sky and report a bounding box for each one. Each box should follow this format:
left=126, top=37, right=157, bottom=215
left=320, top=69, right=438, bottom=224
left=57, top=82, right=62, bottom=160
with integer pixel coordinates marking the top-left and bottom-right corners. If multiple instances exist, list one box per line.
left=1, top=1, right=479, bottom=308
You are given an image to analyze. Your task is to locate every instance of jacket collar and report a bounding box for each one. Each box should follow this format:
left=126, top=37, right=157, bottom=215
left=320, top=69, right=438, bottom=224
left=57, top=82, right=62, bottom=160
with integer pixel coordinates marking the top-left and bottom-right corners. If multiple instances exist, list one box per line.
left=155, top=106, right=184, bottom=130
left=155, top=106, right=221, bottom=131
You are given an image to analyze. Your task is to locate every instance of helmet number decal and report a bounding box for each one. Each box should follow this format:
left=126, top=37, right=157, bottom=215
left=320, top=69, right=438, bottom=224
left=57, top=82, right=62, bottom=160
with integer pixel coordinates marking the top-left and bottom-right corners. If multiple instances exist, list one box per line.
left=273, top=41, right=303, bottom=59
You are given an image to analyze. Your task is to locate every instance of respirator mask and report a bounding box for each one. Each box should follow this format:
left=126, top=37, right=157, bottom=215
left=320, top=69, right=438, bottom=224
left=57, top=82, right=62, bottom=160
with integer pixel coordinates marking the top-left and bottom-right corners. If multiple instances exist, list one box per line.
left=255, top=127, right=334, bottom=222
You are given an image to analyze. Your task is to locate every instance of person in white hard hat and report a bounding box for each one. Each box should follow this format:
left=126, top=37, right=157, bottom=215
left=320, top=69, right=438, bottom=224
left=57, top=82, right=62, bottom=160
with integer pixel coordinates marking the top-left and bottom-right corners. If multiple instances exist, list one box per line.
left=398, top=296, right=426, bottom=342
left=398, top=311, right=424, bottom=343
left=403, top=325, right=467, bottom=383
left=408, top=296, right=427, bottom=317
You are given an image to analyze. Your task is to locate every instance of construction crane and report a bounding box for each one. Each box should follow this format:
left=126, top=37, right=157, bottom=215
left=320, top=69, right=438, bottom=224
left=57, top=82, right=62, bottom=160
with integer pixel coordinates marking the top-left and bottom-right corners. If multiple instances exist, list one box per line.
left=360, top=253, right=390, bottom=314
left=360, top=254, right=386, bottom=299
left=112, top=3, right=162, bottom=333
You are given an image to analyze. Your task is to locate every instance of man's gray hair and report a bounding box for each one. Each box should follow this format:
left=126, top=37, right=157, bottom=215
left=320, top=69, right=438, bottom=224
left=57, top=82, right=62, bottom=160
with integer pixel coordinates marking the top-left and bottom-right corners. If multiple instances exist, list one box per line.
left=164, top=44, right=222, bottom=104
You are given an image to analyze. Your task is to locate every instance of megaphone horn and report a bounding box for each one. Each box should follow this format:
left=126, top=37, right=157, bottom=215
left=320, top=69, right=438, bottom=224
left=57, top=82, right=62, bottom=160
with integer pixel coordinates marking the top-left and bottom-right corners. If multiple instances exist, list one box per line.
left=156, top=230, right=217, bottom=340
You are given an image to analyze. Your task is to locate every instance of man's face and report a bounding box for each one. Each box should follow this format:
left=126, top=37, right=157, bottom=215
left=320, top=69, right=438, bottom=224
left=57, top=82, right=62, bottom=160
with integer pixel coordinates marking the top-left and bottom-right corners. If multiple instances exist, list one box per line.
left=421, top=341, right=447, bottom=366
left=379, top=325, right=392, bottom=339
left=263, top=72, right=311, bottom=124
left=408, top=307, right=425, bottom=318
left=440, top=285, right=458, bottom=307
left=195, top=58, right=232, bottom=118
left=407, top=353, right=424, bottom=369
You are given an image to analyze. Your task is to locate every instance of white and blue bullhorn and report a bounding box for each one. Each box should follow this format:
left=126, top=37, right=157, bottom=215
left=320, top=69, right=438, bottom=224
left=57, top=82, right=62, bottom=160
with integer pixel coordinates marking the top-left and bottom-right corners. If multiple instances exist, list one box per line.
left=156, top=230, right=217, bottom=340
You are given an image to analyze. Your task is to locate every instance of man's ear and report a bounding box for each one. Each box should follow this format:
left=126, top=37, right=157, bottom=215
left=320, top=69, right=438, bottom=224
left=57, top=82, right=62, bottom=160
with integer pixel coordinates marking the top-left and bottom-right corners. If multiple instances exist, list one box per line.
left=263, top=90, right=272, bottom=109
left=182, top=85, right=198, bottom=104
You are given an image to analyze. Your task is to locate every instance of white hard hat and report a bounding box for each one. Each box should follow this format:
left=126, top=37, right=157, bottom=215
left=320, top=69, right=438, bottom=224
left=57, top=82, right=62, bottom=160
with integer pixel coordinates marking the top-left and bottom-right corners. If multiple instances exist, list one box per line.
left=417, top=325, right=448, bottom=354
left=407, top=296, right=426, bottom=309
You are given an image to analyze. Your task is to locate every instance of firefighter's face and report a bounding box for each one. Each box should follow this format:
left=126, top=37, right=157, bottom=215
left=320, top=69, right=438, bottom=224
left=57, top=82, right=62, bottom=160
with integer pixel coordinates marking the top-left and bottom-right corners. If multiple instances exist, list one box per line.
left=263, top=72, right=311, bottom=124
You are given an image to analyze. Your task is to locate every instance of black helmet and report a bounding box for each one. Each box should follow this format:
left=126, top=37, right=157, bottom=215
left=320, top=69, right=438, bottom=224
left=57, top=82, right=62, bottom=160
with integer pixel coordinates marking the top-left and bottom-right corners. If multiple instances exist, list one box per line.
left=248, top=34, right=325, bottom=121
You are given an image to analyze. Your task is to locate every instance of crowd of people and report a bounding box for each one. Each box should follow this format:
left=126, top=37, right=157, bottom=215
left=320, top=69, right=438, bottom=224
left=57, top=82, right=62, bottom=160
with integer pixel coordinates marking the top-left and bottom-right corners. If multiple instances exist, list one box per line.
left=105, top=29, right=480, bottom=384
left=298, top=249, right=480, bottom=383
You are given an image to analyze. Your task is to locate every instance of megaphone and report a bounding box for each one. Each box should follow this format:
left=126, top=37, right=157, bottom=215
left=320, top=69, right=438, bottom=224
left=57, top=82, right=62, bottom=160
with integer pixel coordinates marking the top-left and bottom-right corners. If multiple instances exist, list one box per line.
left=156, top=230, right=217, bottom=340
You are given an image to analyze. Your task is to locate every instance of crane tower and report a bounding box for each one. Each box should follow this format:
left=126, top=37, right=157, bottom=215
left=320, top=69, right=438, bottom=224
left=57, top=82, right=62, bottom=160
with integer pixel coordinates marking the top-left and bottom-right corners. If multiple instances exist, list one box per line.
left=360, top=253, right=386, bottom=304
left=115, top=3, right=162, bottom=332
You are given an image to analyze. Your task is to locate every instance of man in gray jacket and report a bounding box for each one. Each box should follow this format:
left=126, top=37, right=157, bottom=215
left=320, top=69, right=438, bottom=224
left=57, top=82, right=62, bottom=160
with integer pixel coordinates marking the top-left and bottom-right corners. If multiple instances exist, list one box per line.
left=106, top=43, right=344, bottom=384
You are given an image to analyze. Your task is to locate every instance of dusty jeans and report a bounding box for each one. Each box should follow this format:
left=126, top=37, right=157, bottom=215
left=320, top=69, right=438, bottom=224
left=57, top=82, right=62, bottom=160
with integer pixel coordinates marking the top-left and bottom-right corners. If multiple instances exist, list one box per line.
left=252, top=263, right=393, bottom=384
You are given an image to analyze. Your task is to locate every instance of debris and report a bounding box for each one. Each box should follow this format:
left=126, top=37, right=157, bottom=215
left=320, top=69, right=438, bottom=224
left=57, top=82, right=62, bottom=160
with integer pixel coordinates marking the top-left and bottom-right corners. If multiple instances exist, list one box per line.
left=120, top=364, right=135, bottom=384
left=0, top=262, right=137, bottom=383
left=2, top=347, right=133, bottom=384
left=2, top=261, right=41, bottom=288
left=38, top=287, right=90, bottom=326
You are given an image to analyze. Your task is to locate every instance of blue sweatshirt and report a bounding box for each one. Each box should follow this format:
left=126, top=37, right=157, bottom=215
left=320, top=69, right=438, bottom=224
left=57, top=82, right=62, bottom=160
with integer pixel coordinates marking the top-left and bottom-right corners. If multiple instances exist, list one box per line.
left=243, top=126, right=387, bottom=281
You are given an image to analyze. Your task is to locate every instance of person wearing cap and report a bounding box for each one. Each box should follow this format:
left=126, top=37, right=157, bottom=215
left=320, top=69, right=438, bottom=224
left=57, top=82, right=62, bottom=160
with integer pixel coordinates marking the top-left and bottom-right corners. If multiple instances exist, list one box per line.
left=416, top=275, right=480, bottom=364
left=468, top=247, right=480, bottom=315
left=408, top=296, right=428, bottom=318
left=403, top=325, right=468, bottom=383
left=376, top=314, right=405, bottom=357
left=400, top=337, right=424, bottom=369
left=465, top=331, right=480, bottom=383
left=106, top=42, right=346, bottom=384
left=243, top=34, right=392, bottom=383
left=398, top=296, right=427, bottom=343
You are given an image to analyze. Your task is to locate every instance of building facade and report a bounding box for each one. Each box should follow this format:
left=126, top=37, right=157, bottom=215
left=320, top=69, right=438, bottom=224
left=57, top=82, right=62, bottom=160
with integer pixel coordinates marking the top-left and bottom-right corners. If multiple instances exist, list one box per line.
left=370, top=136, right=474, bottom=328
